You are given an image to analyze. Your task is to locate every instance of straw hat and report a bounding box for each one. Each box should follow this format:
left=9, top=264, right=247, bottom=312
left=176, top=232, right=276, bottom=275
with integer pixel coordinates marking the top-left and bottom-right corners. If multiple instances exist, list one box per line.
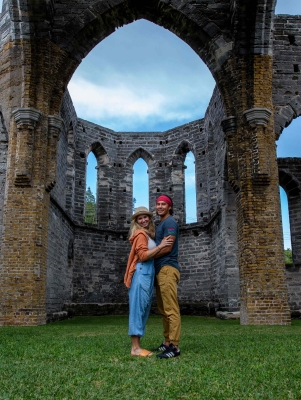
left=131, top=206, right=153, bottom=220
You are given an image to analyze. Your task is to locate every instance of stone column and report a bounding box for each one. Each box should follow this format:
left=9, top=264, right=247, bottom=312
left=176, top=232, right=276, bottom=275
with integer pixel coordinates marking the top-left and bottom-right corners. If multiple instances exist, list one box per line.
left=170, top=156, right=185, bottom=224
left=223, top=108, right=291, bottom=325
left=0, top=109, right=50, bottom=326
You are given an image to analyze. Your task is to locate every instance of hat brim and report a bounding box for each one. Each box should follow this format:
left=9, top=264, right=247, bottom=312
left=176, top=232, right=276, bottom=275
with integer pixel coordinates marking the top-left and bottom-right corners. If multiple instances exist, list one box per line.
left=131, top=211, right=153, bottom=220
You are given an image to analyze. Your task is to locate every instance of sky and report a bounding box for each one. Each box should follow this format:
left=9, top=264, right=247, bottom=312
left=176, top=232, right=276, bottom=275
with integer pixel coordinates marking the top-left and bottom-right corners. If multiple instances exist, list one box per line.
left=0, top=0, right=300, bottom=246
left=83, top=0, right=301, bottom=249
left=69, top=21, right=214, bottom=132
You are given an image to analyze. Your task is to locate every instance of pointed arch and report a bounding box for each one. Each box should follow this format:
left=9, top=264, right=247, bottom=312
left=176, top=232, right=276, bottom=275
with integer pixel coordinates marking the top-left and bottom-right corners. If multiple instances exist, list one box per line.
left=87, top=141, right=109, bottom=164
left=123, top=147, right=154, bottom=220
left=274, top=96, right=301, bottom=139
left=40, top=0, right=241, bottom=117
left=184, top=151, right=197, bottom=223
left=171, top=140, right=196, bottom=224
left=133, top=158, right=149, bottom=211
left=85, top=152, right=97, bottom=225
left=53, top=1, right=232, bottom=75
left=126, top=147, right=154, bottom=168
left=278, top=164, right=301, bottom=265
left=278, top=169, right=301, bottom=197
left=85, top=141, right=111, bottom=226
left=174, top=140, right=195, bottom=160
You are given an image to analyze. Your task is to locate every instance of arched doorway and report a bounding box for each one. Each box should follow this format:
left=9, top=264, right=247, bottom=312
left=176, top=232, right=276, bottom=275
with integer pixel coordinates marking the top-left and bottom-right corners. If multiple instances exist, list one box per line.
left=0, top=0, right=291, bottom=325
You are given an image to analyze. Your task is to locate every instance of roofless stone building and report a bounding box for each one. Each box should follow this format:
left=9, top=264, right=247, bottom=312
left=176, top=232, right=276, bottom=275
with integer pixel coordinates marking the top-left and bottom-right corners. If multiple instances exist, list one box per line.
left=0, top=0, right=300, bottom=326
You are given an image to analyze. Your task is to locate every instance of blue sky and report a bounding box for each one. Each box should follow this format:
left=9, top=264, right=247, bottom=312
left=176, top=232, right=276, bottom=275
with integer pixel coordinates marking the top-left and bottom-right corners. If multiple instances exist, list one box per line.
left=0, top=0, right=299, bottom=246
left=83, top=1, right=301, bottom=249
left=69, top=20, right=214, bottom=132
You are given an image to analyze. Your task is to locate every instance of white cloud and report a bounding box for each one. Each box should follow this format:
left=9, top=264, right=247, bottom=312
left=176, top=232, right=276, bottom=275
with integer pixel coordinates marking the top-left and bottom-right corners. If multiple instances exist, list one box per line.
left=69, top=78, right=165, bottom=119
left=68, top=75, right=212, bottom=131
left=68, top=19, right=215, bottom=131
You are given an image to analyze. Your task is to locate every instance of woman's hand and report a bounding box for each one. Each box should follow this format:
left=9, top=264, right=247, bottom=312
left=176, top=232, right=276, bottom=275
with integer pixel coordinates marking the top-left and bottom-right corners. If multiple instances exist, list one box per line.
left=160, top=235, right=174, bottom=248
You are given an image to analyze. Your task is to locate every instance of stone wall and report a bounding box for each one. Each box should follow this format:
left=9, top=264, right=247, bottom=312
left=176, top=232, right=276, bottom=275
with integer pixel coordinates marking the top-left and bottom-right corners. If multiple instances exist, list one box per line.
left=273, top=15, right=301, bottom=138
left=278, top=158, right=301, bottom=312
left=46, top=201, right=74, bottom=315
left=0, top=108, right=8, bottom=251
left=72, top=228, right=128, bottom=304
left=203, top=87, right=240, bottom=312
left=1, top=0, right=301, bottom=325
left=278, top=158, right=301, bottom=265
left=285, top=263, right=301, bottom=314
left=45, top=86, right=301, bottom=318
left=46, top=86, right=241, bottom=316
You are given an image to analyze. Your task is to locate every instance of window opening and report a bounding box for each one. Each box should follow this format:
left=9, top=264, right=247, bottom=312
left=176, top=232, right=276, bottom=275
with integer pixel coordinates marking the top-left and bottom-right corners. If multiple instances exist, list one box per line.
left=280, top=187, right=292, bottom=262
left=275, top=1, right=301, bottom=15
left=85, top=152, right=97, bottom=224
left=133, top=158, right=149, bottom=212
left=277, top=117, right=301, bottom=261
left=184, top=151, right=197, bottom=223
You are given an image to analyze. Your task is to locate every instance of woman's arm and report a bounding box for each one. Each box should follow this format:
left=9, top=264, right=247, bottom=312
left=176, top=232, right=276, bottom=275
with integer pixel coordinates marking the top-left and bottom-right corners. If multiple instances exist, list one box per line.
left=153, top=235, right=176, bottom=258
left=136, top=235, right=174, bottom=262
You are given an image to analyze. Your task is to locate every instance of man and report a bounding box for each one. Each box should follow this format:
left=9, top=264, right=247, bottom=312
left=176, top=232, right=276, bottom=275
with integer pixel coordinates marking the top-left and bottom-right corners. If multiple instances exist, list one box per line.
left=153, top=194, right=181, bottom=358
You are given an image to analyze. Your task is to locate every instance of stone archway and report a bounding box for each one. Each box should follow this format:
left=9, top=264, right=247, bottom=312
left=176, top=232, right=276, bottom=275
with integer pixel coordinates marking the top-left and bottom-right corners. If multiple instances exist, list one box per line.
left=0, top=0, right=291, bottom=325
left=125, top=147, right=155, bottom=219
left=278, top=163, right=301, bottom=266
left=274, top=96, right=301, bottom=139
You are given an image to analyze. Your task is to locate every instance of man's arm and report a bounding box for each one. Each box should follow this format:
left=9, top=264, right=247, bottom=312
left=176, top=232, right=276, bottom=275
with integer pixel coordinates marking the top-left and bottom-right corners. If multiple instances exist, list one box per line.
left=154, top=235, right=176, bottom=258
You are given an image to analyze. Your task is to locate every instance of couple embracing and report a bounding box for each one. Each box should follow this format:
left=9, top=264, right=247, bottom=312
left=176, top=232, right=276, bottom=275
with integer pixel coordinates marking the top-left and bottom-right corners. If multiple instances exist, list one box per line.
left=124, top=195, right=181, bottom=359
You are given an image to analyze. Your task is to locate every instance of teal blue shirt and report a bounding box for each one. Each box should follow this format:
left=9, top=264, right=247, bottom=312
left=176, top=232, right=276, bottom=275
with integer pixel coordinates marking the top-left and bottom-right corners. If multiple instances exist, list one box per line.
left=154, top=215, right=179, bottom=275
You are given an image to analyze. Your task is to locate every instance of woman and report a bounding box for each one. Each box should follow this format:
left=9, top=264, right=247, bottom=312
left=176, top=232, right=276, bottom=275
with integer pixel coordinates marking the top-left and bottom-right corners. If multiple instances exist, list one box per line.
left=124, top=206, right=173, bottom=357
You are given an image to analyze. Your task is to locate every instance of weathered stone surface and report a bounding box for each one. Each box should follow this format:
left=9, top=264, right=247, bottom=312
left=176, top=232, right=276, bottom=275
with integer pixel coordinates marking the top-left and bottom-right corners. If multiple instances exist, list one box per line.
left=216, top=311, right=240, bottom=320
left=0, top=0, right=299, bottom=326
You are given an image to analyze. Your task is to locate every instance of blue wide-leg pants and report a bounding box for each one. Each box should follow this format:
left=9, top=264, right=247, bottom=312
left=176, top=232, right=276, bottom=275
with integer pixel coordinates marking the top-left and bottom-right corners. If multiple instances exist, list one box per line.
left=128, top=259, right=154, bottom=337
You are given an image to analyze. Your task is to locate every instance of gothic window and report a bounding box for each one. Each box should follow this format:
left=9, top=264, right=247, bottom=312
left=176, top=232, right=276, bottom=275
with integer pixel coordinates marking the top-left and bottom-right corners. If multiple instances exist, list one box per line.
left=85, top=152, right=97, bottom=224
left=277, top=117, right=301, bottom=265
left=133, top=158, right=149, bottom=211
left=279, top=187, right=292, bottom=259
left=184, top=151, right=197, bottom=223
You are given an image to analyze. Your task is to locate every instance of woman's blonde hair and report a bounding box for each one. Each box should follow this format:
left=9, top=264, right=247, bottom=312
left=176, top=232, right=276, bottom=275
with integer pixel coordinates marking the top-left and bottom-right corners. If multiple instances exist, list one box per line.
left=128, top=216, right=155, bottom=240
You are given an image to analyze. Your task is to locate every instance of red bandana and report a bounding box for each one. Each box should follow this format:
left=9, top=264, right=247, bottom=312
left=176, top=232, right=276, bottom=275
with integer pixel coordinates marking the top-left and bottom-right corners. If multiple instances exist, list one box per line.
left=156, top=195, right=173, bottom=207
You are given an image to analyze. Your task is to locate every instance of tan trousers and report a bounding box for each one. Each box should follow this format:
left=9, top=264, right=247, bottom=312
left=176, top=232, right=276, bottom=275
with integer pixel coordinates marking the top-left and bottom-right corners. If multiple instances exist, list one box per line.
left=155, top=265, right=181, bottom=346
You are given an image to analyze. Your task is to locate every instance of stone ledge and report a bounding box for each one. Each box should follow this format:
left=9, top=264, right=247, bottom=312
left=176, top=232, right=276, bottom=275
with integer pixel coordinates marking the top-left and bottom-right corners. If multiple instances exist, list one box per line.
left=63, top=302, right=217, bottom=318
left=46, top=311, right=68, bottom=323
left=216, top=311, right=240, bottom=320
left=46, top=307, right=301, bottom=322
left=64, top=303, right=129, bottom=316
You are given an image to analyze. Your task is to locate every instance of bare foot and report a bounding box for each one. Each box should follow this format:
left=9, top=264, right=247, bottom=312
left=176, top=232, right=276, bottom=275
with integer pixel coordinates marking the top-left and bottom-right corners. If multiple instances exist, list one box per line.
left=131, top=348, right=154, bottom=357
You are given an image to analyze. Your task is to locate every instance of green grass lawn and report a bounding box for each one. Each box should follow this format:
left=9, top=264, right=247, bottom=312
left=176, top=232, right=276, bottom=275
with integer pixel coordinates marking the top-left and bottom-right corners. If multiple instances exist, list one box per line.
left=1, top=316, right=301, bottom=399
